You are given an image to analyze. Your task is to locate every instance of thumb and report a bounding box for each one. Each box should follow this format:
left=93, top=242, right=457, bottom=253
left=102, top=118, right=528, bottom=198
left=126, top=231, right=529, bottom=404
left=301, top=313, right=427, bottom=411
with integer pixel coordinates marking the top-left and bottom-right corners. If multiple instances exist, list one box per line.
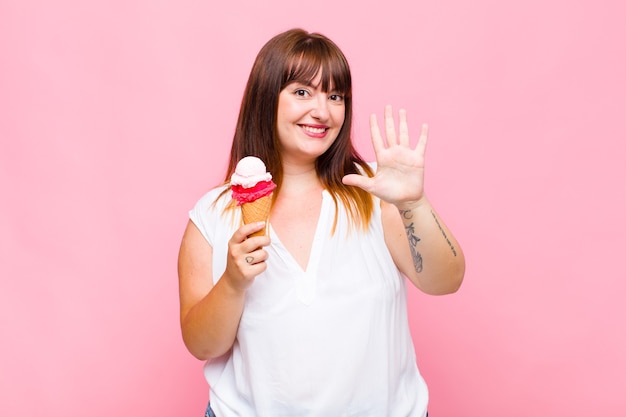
left=342, top=174, right=373, bottom=192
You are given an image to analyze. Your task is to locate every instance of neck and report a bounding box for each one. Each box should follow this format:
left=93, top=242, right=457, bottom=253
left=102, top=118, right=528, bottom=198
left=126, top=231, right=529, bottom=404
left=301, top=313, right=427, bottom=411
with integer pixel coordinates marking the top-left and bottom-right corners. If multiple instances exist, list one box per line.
left=280, top=162, right=322, bottom=195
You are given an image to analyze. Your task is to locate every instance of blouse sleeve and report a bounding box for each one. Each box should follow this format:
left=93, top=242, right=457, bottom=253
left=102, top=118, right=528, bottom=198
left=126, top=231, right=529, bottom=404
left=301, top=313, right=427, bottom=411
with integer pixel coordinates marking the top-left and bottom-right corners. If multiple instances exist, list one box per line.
left=188, top=185, right=238, bottom=283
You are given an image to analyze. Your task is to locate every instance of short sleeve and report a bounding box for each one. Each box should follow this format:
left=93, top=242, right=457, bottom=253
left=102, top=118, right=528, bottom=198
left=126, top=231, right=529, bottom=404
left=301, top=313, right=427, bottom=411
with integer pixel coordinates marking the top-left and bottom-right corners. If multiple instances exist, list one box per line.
left=188, top=186, right=239, bottom=283
left=188, top=186, right=231, bottom=246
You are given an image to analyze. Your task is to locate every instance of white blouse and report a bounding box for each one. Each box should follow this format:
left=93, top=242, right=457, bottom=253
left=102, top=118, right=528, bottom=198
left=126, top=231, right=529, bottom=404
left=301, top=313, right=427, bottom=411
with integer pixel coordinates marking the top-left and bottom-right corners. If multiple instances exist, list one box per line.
left=189, top=186, right=428, bottom=417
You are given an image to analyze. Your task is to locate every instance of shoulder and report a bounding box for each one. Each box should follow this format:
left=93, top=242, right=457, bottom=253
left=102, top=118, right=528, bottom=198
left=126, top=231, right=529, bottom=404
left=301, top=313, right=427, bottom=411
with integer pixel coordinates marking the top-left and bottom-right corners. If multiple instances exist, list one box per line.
left=189, top=184, right=235, bottom=244
left=194, top=184, right=230, bottom=209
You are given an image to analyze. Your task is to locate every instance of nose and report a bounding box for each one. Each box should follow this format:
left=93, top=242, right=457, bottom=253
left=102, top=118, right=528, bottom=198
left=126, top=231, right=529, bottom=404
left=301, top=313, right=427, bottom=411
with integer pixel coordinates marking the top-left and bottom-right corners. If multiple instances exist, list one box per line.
left=310, top=95, right=330, bottom=121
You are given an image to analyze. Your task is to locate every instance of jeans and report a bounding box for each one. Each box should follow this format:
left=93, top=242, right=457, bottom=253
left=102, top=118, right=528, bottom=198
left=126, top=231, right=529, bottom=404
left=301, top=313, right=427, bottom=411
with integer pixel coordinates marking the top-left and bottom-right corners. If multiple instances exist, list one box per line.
left=205, top=404, right=216, bottom=417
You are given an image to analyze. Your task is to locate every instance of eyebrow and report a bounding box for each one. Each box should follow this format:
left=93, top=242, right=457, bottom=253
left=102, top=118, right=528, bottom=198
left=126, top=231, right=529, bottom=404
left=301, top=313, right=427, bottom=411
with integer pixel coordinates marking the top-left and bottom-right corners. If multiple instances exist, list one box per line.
left=290, top=80, right=317, bottom=88
left=290, top=79, right=341, bottom=93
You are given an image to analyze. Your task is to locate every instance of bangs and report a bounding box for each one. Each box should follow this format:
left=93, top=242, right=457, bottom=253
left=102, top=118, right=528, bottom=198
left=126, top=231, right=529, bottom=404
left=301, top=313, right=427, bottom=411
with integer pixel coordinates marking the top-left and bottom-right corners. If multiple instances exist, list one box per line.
left=283, top=39, right=351, bottom=96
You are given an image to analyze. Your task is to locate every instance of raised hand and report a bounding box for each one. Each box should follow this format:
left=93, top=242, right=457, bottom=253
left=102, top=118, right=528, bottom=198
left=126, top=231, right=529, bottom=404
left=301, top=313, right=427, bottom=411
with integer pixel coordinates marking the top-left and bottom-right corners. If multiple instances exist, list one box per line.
left=343, top=105, right=428, bottom=209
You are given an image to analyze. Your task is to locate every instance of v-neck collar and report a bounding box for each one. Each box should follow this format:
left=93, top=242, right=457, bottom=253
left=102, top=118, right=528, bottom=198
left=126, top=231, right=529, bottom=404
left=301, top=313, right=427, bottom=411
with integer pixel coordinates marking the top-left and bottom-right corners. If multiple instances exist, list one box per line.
left=268, top=190, right=330, bottom=304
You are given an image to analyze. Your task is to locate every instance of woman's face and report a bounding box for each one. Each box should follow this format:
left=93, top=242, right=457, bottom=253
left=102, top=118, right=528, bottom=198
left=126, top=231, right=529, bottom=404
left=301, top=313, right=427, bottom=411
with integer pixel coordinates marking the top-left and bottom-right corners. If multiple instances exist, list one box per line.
left=275, top=73, right=346, bottom=165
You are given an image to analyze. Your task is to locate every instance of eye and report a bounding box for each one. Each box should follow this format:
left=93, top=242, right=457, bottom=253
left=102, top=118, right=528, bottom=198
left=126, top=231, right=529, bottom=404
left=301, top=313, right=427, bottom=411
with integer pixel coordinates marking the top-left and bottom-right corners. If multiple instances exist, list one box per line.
left=329, top=93, right=344, bottom=102
left=294, top=89, right=310, bottom=97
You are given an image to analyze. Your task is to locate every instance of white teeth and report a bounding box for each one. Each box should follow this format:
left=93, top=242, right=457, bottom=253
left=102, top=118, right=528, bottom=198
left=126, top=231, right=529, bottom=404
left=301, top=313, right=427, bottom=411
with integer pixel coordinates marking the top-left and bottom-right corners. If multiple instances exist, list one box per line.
left=302, top=126, right=326, bottom=134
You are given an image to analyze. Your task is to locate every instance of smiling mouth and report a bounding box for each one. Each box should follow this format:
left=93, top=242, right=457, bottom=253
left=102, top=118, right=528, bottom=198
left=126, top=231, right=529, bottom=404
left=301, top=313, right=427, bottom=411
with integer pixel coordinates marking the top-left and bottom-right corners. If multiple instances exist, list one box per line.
left=300, top=125, right=328, bottom=134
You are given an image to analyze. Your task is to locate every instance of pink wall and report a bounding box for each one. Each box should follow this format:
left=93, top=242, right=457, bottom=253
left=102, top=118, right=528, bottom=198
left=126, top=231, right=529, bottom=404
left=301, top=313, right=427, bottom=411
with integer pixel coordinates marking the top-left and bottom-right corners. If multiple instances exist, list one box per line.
left=2, top=0, right=624, bottom=415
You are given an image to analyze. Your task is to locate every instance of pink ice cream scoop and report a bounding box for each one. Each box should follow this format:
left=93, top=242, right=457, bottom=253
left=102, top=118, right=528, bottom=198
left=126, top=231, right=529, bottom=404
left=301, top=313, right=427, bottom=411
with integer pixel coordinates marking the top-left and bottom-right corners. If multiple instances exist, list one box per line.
left=230, top=156, right=276, bottom=205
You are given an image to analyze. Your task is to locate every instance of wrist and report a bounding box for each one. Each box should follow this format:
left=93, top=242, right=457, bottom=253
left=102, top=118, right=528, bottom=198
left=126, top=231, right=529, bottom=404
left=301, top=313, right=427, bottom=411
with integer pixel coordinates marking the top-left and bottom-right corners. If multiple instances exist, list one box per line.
left=395, top=196, right=429, bottom=213
left=218, top=275, right=249, bottom=298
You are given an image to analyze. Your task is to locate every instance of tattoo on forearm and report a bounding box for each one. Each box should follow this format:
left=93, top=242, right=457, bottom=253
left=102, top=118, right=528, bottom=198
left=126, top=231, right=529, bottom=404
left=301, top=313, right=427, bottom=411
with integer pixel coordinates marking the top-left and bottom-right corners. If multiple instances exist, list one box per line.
left=431, top=210, right=457, bottom=256
left=400, top=209, right=423, bottom=273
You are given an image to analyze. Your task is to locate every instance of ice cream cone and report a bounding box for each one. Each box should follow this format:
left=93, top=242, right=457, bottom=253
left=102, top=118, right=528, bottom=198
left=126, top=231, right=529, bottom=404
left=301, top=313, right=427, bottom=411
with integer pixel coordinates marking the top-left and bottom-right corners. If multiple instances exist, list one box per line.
left=241, top=193, right=272, bottom=237
left=231, top=156, right=276, bottom=237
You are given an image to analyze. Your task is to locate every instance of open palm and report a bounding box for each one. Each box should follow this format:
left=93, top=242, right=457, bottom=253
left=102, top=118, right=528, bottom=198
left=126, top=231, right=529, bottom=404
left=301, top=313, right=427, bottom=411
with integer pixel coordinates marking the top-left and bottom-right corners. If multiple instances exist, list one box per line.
left=343, top=105, right=428, bottom=208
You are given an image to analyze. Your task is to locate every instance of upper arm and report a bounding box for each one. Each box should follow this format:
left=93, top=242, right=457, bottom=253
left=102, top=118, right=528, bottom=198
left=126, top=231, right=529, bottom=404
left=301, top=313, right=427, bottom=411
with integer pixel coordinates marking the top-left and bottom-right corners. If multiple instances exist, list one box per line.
left=177, top=220, right=214, bottom=324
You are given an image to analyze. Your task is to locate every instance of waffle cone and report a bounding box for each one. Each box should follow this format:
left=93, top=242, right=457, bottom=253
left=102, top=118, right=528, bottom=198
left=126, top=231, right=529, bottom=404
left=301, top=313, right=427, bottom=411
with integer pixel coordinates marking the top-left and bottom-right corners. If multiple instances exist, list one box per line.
left=241, top=194, right=272, bottom=237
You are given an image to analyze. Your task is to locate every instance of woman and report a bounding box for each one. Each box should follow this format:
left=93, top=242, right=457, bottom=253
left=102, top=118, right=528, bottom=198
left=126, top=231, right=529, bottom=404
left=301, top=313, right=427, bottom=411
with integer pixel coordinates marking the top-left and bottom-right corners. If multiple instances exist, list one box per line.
left=178, top=28, right=465, bottom=417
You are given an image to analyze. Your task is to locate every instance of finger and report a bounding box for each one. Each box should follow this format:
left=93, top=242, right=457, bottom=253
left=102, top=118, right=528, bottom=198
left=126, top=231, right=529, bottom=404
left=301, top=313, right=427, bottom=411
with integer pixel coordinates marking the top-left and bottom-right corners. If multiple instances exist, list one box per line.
left=414, top=123, right=429, bottom=156
left=242, top=253, right=264, bottom=266
left=246, top=261, right=267, bottom=276
left=398, top=109, right=409, bottom=147
left=235, top=246, right=269, bottom=276
left=239, top=256, right=267, bottom=279
left=243, top=234, right=271, bottom=252
left=384, top=105, right=397, bottom=146
left=369, top=113, right=385, bottom=154
left=342, top=173, right=373, bottom=193
left=232, top=221, right=266, bottom=243
left=248, top=247, right=269, bottom=264
left=242, top=247, right=269, bottom=269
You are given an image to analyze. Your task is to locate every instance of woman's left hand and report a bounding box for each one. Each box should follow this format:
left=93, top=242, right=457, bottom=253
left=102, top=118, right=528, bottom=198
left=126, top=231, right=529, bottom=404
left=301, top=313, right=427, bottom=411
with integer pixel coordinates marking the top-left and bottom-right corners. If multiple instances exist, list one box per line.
left=342, top=105, right=428, bottom=209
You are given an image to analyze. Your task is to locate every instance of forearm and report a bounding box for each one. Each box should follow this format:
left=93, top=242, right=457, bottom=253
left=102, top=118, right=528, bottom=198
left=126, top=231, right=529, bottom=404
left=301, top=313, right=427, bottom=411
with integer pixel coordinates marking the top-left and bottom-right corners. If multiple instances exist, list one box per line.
left=397, top=197, right=465, bottom=294
left=181, top=277, right=246, bottom=361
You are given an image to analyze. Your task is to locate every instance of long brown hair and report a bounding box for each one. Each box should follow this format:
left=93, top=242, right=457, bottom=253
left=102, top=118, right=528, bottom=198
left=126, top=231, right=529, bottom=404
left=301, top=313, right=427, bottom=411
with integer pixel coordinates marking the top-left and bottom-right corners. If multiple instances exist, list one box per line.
left=221, top=28, right=374, bottom=230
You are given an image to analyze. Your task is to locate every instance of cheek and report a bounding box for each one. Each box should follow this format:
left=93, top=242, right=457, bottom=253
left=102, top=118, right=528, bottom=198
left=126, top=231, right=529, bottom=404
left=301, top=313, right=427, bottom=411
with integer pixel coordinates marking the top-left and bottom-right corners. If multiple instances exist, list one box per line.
left=275, top=115, right=294, bottom=146
left=333, top=106, right=346, bottom=126
left=276, top=104, right=298, bottom=128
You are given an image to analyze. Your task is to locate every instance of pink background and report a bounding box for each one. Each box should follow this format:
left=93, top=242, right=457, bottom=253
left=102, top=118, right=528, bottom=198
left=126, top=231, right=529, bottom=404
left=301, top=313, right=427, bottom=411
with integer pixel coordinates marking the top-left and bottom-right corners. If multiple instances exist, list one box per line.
left=2, top=0, right=625, bottom=415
